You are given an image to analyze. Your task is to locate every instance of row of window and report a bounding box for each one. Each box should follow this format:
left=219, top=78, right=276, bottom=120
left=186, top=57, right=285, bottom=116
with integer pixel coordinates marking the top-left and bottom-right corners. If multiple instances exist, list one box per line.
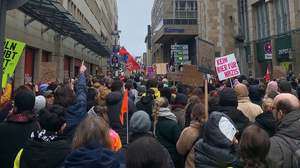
left=174, top=1, right=198, bottom=11
left=163, top=18, right=197, bottom=25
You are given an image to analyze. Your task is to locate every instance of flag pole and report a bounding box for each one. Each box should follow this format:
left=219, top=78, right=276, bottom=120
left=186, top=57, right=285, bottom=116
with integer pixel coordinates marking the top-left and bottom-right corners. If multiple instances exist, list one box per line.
left=127, top=108, right=129, bottom=144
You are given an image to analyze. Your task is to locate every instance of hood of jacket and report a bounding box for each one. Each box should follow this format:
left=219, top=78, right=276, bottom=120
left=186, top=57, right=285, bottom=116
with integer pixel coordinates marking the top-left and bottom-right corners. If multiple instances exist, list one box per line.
left=255, top=112, right=276, bottom=130
left=105, top=92, right=124, bottom=105
left=129, top=131, right=152, bottom=143
left=275, top=110, right=300, bottom=139
left=64, top=141, right=124, bottom=168
left=99, top=87, right=111, bottom=99
left=235, top=84, right=249, bottom=98
left=253, top=78, right=259, bottom=85
left=141, top=95, right=154, bottom=104
left=92, top=82, right=101, bottom=89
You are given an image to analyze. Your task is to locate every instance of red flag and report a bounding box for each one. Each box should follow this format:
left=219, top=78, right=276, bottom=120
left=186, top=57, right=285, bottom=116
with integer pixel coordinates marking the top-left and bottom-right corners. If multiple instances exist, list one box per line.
left=119, top=47, right=141, bottom=71
left=265, top=67, right=271, bottom=81
left=120, top=89, right=128, bottom=125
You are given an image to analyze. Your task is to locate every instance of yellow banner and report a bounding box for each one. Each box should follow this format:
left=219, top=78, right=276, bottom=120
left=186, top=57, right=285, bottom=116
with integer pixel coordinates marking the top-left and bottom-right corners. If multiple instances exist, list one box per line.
left=2, top=38, right=26, bottom=88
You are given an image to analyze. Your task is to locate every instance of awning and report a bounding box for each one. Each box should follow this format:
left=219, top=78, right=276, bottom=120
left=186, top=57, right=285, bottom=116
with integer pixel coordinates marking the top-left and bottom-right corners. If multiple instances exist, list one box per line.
left=18, top=0, right=111, bottom=58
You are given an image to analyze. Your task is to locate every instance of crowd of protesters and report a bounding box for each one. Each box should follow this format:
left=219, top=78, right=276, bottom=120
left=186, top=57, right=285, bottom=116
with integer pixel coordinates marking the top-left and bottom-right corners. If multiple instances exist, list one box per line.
left=0, top=61, right=299, bottom=168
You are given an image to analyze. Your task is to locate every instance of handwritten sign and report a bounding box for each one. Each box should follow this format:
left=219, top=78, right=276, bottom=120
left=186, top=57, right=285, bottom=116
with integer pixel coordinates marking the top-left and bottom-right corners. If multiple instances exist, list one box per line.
left=124, top=69, right=131, bottom=77
left=156, top=57, right=163, bottom=63
left=198, top=39, right=215, bottom=74
left=156, top=63, right=167, bottom=74
left=181, top=65, right=204, bottom=86
left=39, top=62, right=57, bottom=83
left=273, top=66, right=286, bottom=79
left=215, top=54, right=240, bottom=81
left=2, top=38, right=26, bottom=88
left=167, top=72, right=181, bottom=82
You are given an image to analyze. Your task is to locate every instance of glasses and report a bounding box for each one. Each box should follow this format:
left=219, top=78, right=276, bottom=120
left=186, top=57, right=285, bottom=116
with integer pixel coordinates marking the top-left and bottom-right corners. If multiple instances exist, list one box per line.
left=271, top=107, right=277, bottom=111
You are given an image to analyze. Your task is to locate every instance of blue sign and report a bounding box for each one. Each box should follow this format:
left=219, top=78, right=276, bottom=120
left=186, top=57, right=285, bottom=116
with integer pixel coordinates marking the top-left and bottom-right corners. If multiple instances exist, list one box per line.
left=164, top=28, right=185, bottom=33
left=113, top=45, right=120, bottom=53
left=264, top=43, right=272, bottom=53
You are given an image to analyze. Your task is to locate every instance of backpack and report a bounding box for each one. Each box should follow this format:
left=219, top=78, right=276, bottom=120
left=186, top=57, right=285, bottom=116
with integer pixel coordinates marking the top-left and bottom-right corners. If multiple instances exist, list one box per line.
left=275, top=134, right=300, bottom=168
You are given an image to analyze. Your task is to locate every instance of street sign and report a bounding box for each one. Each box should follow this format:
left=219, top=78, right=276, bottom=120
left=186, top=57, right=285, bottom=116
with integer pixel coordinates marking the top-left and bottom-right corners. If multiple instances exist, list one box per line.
left=113, top=45, right=120, bottom=53
left=264, top=43, right=272, bottom=54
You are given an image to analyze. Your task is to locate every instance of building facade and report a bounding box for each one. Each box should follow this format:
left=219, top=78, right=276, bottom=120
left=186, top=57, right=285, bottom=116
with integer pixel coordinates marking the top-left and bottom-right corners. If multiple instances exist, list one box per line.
left=5, top=0, right=118, bottom=89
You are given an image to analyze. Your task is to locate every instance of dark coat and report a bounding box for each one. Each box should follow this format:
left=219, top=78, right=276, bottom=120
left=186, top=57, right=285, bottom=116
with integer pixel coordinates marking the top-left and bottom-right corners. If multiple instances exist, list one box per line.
left=136, top=95, right=154, bottom=120
left=0, top=119, right=39, bottom=168
left=86, top=100, right=98, bottom=112
left=254, top=112, right=276, bottom=137
left=64, top=73, right=87, bottom=142
left=249, top=85, right=263, bottom=107
left=63, top=141, right=125, bottom=168
left=194, top=112, right=239, bottom=168
left=178, top=104, right=194, bottom=131
left=20, top=132, right=71, bottom=168
left=0, top=102, right=13, bottom=122
left=102, top=92, right=137, bottom=145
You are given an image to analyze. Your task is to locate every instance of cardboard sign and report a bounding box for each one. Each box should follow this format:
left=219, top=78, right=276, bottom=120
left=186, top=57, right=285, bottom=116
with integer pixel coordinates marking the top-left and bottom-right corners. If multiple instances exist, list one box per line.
left=198, top=39, right=215, bottom=74
left=156, top=63, right=167, bottom=74
left=39, top=62, right=57, bottom=83
left=181, top=65, right=204, bottom=86
left=124, top=69, right=131, bottom=77
left=215, top=54, right=240, bottom=81
left=156, top=57, right=163, bottom=63
left=2, top=38, right=26, bottom=88
left=167, top=72, right=181, bottom=81
left=273, top=66, right=286, bottom=79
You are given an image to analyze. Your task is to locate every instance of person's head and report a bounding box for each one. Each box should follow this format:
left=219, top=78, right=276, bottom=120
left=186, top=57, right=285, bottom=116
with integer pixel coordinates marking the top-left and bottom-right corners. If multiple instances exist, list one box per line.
left=242, top=80, right=250, bottom=87
left=39, top=84, right=49, bottom=95
left=43, top=90, right=54, bottom=106
left=130, top=111, right=151, bottom=134
left=160, top=87, right=171, bottom=103
left=238, top=75, right=247, bottom=83
left=12, top=85, right=34, bottom=101
left=125, top=81, right=134, bottom=90
left=185, top=84, right=197, bottom=97
left=92, top=106, right=109, bottom=125
left=276, top=77, right=286, bottom=85
left=208, top=96, right=219, bottom=110
left=290, top=76, right=297, bottom=83
left=272, top=93, right=300, bottom=122
left=149, top=79, right=158, bottom=88
left=146, top=89, right=155, bottom=98
left=130, top=74, right=134, bottom=79
left=47, top=82, right=59, bottom=92
left=126, top=136, right=169, bottom=168
left=234, top=84, right=249, bottom=98
left=105, top=78, right=114, bottom=89
left=99, top=79, right=105, bottom=86
left=11, top=90, right=36, bottom=114
left=157, top=81, right=163, bottom=91
left=266, top=81, right=278, bottom=94
left=137, top=86, right=146, bottom=96
left=219, top=87, right=238, bottom=107
left=54, top=84, right=76, bottom=108
left=170, top=86, right=177, bottom=94
left=112, top=56, right=118, bottom=63
left=267, top=90, right=278, bottom=99
left=152, top=97, right=169, bottom=137
left=181, top=96, right=200, bottom=126
left=239, top=125, right=270, bottom=168
left=72, top=116, right=111, bottom=151
left=87, top=88, right=97, bottom=101
left=34, top=96, right=46, bottom=113
left=259, top=78, right=267, bottom=86
left=174, top=93, right=188, bottom=106
left=191, top=103, right=206, bottom=126
left=111, top=81, right=124, bottom=92
left=279, top=80, right=292, bottom=93
left=262, top=98, right=273, bottom=113
left=191, top=88, right=205, bottom=103
left=38, top=105, right=66, bottom=133
left=162, top=78, right=168, bottom=85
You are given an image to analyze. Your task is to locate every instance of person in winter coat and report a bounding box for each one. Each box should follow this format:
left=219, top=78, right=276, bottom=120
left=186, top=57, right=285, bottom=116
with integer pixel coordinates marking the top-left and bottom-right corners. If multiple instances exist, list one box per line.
left=161, top=87, right=172, bottom=104
left=54, top=61, right=87, bottom=142
left=263, top=81, right=278, bottom=101
left=191, top=88, right=205, bottom=104
left=194, top=112, right=239, bottom=168
left=278, top=80, right=299, bottom=99
left=143, top=79, right=161, bottom=99
left=208, top=96, right=220, bottom=115
left=177, top=103, right=206, bottom=168
left=14, top=105, right=71, bottom=168
left=171, top=93, right=188, bottom=124
left=134, top=86, right=146, bottom=105
left=235, top=84, right=263, bottom=122
left=63, top=116, right=125, bottom=168
left=125, top=81, right=136, bottom=101
left=86, top=88, right=98, bottom=112
left=102, top=80, right=137, bottom=145
left=249, top=78, right=262, bottom=100
left=0, top=90, right=39, bottom=168
left=97, top=78, right=114, bottom=106
left=218, top=87, right=252, bottom=141
left=136, top=89, right=155, bottom=120
left=91, top=79, right=101, bottom=94
left=290, top=76, right=298, bottom=90
left=267, top=93, right=300, bottom=168
left=178, top=96, right=200, bottom=131
left=117, top=111, right=175, bottom=168
left=254, top=98, right=276, bottom=137
left=1, top=74, right=14, bottom=106
left=151, top=97, right=183, bottom=168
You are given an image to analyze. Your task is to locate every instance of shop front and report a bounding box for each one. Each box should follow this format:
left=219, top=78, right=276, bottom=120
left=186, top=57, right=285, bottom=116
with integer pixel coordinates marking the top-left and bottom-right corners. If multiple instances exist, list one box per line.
left=275, top=35, right=293, bottom=77
left=256, top=40, right=272, bottom=78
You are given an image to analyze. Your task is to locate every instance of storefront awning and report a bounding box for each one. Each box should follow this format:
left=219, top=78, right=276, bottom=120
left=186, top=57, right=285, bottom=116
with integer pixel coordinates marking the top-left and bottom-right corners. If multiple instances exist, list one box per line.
left=18, top=0, right=111, bottom=58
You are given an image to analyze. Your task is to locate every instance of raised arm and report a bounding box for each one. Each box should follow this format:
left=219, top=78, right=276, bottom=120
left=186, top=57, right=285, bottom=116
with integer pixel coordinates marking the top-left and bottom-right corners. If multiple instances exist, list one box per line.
left=76, top=61, right=87, bottom=107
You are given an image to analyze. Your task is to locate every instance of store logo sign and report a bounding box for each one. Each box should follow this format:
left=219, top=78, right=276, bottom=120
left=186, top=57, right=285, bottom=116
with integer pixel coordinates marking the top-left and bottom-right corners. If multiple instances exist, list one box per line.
left=164, top=28, right=185, bottom=33
left=279, top=49, right=290, bottom=55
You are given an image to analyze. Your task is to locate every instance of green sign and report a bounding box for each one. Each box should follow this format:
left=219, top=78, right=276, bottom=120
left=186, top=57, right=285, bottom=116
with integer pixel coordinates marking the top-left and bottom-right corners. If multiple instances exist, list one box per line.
left=2, top=38, right=26, bottom=88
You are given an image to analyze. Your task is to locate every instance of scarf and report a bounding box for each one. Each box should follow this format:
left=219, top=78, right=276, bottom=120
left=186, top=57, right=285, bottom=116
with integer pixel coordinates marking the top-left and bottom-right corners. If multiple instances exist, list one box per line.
left=158, top=107, right=177, bottom=123
left=171, top=103, right=185, bottom=110
left=31, top=129, right=60, bottom=142
left=6, top=110, right=38, bottom=122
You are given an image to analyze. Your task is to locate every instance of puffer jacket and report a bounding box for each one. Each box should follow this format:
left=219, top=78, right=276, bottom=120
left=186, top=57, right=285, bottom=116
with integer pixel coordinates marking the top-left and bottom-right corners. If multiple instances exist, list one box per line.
left=97, top=87, right=111, bottom=106
left=254, top=112, right=276, bottom=137
left=194, top=112, right=239, bottom=168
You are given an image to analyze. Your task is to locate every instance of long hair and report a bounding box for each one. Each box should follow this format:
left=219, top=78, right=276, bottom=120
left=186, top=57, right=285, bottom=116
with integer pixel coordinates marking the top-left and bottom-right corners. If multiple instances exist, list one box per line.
left=181, top=96, right=200, bottom=129
left=93, top=106, right=109, bottom=125
left=239, top=125, right=270, bottom=168
left=185, top=84, right=197, bottom=97
left=191, top=88, right=205, bottom=104
left=54, top=84, right=77, bottom=108
left=262, top=98, right=273, bottom=112
left=126, top=136, right=169, bottom=168
left=152, top=97, right=169, bottom=138
left=191, top=103, right=206, bottom=127
left=72, top=116, right=111, bottom=150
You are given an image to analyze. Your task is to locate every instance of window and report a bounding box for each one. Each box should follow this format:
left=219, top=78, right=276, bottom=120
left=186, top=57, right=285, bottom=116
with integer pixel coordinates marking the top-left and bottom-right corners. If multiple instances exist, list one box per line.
left=255, top=2, right=270, bottom=39
left=240, top=0, right=249, bottom=42
left=174, top=0, right=197, bottom=19
left=274, top=0, right=290, bottom=34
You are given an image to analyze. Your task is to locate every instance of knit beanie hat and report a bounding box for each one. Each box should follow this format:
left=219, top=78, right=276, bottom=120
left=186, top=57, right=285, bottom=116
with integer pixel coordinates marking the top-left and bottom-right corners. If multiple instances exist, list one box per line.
left=33, top=96, right=46, bottom=113
left=234, top=84, right=249, bottom=98
left=130, top=111, right=151, bottom=133
left=219, top=87, right=238, bottom=107
left=279, top=81, right=292, bottom=92
left=15, top=90, right=35, bottom=112
left=267, top=81, right=278, bottom=92
left=175, top=93, right=188, bottom=106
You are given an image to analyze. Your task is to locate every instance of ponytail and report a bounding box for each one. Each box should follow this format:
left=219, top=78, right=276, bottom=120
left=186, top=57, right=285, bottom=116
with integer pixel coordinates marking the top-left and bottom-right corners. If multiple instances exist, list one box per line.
left=152, top=97, right=169, bottom=138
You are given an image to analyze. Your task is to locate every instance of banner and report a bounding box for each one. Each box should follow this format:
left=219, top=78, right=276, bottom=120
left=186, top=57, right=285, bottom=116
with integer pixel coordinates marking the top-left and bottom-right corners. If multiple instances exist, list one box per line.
left=273, top=66, right=286, bottom=79
left=156, top=63, right=167, bottom=74
left=2, top=38, right=26, bottom=88
left=39, top=62, right=56, bottom=83
left=167, top=72, right=181, bottom=82
left=181, top=65, right=204, bottom=87
left=215, top=54, right=240, bottom=81
left=119, top=47, right=141, bottom=71
left=110, top=55, right=120, bottom=68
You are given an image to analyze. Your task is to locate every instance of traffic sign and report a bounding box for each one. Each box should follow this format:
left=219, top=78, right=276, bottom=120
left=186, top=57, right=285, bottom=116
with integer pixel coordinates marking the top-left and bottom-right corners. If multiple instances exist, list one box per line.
left=264, top=43, right=272, bottom=53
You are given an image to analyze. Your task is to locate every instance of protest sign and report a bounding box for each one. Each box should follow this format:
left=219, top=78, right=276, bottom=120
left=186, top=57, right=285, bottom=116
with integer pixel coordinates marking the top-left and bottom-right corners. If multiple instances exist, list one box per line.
left=156, top=63, right=167, bottom=74
left=124, top=69, right=131, bottom=77
left=39, top=62, right=57, bottom=83
left=146, top=66, right=155, bottom=79
left=197, top=38, right=215, bottom=74
left=2, top=38, right=26, bottom=88
left=215, top=54, right=240, bottom=81
left=156, top=57, right=163, bottom=63
left=181, top=65, right=204, bottom=86
left=273, top=66, right=286, bottom=79
left=167, top=72, right=181, bottom=82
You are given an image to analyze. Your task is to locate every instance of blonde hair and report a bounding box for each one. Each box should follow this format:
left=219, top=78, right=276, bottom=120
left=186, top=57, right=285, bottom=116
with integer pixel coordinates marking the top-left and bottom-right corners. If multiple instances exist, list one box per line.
left=152, top=97, right=169, bottom=138
left=262, top=98, right=273, bottom=112
left=181, top=96, right=200, bottom=130
left=191, top=103, right=206, bottom=127
left=72, top=116, right=111, bottom=150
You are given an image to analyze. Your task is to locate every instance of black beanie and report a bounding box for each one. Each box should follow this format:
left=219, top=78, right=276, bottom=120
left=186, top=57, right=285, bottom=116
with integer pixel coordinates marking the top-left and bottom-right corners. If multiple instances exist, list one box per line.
left=219, top=87, right=238, bottom=107
left=175, top=93, right=188, bottom=106
left=15, top=90, right=35, bottom=112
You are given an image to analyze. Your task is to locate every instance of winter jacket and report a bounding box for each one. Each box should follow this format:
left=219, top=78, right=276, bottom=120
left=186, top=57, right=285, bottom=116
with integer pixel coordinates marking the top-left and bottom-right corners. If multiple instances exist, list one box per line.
left=63, top=141, right=125, bottom=168
left=109, top=129, right=122, bottom=151
left=237, top=97, right=263, bottom=122
left=64, top=73, right=87, bottom=142
left=178, top=104, right=194, bottom=131
left=142, top=87, right=161, bottom=99
left=0, top=112, right=39, bottom=168
left=15, top=130, right=71, bottom=168
left=117, top=132, right=175, bottom=168
left=87, top=100, right=98, bottom=112
left=249, top=85, right=263, bottom=107
left=136, top=95, right=154, bottom=120
left=267, top=110, right=300, bottom=168
left=1, top=83, right=12, bottom=105
left=171, top=103, right=185, bottom=124
left=97, top=87, right=111, bottom=106
left=219, top=106, right=253, bottom=141
left=290, top=82, right=298, bottom=90
left=102, top=91, right=137, bottom=145
left=254, top=112, right=276, bottom=137
left=151, top=117, right=183, bottom=166
left=133, top=96, right=142, bottom=105
left=0, top=102, right=13, bottom=122
left=194, top=112, right=239, bottom=168
left=177, top=122, right=202, bottom=168
left=208, top=106, right=220, bottom=115
left=91, top=82, right=102, bottom=93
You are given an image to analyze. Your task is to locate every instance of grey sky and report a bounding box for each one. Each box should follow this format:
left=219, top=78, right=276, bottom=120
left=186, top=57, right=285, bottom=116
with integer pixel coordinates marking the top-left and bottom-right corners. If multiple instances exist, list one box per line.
left=116, top=0, right=154, bottom=57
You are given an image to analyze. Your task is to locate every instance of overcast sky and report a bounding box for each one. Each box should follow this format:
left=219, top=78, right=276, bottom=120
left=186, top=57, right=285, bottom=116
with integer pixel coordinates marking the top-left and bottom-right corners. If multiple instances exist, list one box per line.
left=116, top=0, right=154, bottom=57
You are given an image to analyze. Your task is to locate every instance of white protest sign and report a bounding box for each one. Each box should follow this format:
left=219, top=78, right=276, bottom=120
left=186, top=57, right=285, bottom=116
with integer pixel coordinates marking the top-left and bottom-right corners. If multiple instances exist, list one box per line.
left=215, top=54, right=240, bottom=81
